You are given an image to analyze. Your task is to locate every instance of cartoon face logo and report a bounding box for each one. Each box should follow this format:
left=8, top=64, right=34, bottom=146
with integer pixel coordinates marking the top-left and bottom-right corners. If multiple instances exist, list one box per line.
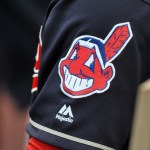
left=58, top=22, right=133, bottom=98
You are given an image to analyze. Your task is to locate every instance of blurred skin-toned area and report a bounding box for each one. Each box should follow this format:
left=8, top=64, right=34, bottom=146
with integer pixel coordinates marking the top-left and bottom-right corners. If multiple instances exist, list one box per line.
left=0, top=0, right=50, bottom=149
left=0, top=89, right=28, bottom=150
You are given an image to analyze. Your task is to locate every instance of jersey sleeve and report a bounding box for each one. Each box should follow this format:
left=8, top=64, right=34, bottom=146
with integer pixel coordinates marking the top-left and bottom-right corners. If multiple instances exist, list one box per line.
left=27, top=1, right=150, bottom=150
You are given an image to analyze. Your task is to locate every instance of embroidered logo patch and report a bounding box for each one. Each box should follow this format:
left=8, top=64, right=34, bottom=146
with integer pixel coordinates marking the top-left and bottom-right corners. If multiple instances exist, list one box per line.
left=58, top=22, right=133, bottom=98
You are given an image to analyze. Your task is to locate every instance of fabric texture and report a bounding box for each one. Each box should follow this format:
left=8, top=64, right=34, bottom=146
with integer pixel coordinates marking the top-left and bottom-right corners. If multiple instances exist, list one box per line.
left=26, top=0, right=150, bottom=149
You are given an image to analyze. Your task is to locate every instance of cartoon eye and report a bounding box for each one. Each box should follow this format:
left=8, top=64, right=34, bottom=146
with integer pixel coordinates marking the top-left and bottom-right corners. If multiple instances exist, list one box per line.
left=84, top=54, right=94, bottom=72
left=70, top=50, right=77, bottom=60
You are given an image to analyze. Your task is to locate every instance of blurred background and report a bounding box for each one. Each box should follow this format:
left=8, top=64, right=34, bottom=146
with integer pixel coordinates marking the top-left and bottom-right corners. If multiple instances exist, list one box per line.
left=0, top=0, right=150, bottom=150
left=129, top=80, right=150, bottom=150
left=0, top=0, right=50, bottom=150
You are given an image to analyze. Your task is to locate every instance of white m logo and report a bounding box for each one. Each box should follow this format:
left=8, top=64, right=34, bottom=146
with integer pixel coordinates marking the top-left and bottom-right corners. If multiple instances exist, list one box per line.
left=58, top=105, right=74, bottom=118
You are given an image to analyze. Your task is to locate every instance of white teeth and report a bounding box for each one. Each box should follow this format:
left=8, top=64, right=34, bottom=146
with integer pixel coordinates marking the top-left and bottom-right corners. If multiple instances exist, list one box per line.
left=87, top=79, right=93, bottom=87
left=63, top=66, right=93, bottom=91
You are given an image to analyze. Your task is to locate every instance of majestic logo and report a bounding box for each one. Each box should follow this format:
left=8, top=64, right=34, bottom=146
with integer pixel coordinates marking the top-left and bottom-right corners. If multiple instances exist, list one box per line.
left=59, top=22, right=133, bottom=98
left=55, top=105, right=74, bottom=123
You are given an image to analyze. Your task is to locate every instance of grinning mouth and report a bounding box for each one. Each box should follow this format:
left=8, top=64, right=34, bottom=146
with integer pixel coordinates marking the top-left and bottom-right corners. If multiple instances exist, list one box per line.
left=63, top=66, right=93, bottom=92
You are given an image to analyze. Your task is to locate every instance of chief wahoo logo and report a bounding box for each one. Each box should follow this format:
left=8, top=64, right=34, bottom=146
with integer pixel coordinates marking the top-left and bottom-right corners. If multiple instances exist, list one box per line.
left=58, top=22, right=133, bottom=98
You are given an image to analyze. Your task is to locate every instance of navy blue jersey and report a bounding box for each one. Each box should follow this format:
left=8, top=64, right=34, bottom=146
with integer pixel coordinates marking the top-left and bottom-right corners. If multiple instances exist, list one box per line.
left=27, top=0, right=150, bottom=149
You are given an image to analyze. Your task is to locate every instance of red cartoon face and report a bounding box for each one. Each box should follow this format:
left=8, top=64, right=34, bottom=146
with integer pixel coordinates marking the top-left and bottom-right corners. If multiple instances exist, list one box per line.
left=59, top=39, right=113, bottom=98
left=59, top=23, right=133, bottom=98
